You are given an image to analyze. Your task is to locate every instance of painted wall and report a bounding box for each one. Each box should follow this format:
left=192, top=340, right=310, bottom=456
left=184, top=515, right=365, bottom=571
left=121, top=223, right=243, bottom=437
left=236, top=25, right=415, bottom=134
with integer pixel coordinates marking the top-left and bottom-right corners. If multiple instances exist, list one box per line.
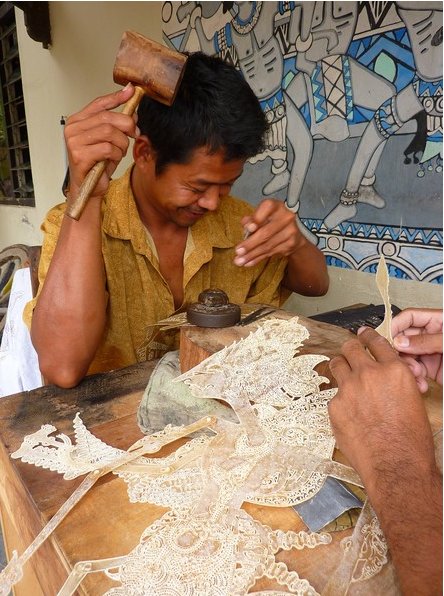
left=162, top=1, right=443, bottom=310
left=0, top=1, right=441, bottom=314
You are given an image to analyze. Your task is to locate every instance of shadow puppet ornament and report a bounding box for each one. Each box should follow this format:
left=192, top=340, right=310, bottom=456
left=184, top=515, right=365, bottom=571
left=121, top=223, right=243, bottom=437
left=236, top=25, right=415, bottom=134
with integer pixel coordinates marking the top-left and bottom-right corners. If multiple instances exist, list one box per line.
left=0, top=258, right=401, bottom=595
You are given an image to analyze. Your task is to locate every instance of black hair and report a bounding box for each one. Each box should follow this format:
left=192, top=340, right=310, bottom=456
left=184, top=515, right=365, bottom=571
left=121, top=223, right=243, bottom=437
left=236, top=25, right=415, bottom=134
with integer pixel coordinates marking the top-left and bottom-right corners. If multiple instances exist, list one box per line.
left=137, top=51, right=268, bottom=174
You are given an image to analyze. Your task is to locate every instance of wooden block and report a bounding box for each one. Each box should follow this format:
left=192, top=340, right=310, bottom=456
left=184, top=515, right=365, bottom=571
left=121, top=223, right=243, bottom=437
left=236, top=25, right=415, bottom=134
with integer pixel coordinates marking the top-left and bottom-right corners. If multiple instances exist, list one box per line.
left=179, top=327, right=213, bottom=373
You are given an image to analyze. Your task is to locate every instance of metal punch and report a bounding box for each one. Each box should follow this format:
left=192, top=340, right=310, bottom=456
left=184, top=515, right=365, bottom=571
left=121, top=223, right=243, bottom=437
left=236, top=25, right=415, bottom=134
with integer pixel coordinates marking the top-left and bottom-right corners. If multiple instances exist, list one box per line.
left=237, top=306, right=276, bottom=326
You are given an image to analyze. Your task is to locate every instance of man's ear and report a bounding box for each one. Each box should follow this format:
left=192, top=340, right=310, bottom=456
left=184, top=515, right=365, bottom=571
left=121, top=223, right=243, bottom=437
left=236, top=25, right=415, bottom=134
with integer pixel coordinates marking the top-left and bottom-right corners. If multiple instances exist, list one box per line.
left=133, top=135, right=155, bottom=167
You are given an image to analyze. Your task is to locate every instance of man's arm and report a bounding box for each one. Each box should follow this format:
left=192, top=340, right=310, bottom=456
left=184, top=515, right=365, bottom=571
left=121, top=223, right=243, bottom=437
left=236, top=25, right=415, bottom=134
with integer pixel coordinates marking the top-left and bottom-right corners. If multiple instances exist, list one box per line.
left=234, top=198, right=329, bottom=296
left=31, top=85, right=138, bottom=388
left=328, top=328, right=442, bottom=595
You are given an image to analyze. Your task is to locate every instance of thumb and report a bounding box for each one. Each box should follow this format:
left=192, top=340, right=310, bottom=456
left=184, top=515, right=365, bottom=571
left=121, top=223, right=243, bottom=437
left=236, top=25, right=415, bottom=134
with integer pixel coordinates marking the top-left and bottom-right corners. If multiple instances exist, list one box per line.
left=394, top=332, right=443, bottom=355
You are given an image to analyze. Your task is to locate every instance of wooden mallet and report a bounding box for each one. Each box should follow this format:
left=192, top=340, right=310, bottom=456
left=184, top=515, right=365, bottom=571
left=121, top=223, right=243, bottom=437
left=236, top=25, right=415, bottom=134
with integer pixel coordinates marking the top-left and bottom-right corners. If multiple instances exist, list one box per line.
left=66, top=31, right=188, bottom=220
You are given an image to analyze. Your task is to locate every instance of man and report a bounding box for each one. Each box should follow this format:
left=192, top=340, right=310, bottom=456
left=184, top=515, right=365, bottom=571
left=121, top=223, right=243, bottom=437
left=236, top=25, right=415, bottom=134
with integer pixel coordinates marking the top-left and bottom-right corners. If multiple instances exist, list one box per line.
left=329, top=308, right=442, bottom=595
left=27, top=52, right=328, bottom=388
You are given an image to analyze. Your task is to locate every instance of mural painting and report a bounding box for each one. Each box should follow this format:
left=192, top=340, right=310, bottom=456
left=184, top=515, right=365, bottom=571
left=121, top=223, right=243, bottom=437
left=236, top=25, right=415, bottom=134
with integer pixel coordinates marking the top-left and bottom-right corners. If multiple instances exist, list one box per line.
left=162, top=1, right=443, bottom=284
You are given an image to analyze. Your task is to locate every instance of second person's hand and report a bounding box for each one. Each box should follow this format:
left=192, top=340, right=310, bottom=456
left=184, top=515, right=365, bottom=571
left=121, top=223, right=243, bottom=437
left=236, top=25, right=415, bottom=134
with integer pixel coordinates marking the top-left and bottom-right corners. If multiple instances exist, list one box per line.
left=392, top=308, right=443, bottom=392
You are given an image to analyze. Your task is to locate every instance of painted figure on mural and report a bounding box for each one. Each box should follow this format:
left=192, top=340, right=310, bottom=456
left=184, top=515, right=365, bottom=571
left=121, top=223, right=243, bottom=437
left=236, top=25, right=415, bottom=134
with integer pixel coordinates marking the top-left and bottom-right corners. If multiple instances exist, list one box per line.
left=283, top=1, right=395, bottom=218
left=186, top=1, right=294, bottom=198
left=324, top=1, right=443, bottom=229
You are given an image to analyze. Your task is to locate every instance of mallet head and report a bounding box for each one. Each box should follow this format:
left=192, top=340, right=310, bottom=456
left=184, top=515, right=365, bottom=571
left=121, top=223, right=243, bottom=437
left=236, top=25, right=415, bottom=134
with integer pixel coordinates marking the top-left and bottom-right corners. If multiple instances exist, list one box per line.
left=113, top=31, right=187, bottom=106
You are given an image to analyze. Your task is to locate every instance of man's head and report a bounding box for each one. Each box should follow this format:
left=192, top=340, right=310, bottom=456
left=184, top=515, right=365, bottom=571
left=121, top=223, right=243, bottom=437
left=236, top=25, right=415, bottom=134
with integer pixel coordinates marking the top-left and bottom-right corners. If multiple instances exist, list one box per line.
left=136, top=51, right=267, bottom=175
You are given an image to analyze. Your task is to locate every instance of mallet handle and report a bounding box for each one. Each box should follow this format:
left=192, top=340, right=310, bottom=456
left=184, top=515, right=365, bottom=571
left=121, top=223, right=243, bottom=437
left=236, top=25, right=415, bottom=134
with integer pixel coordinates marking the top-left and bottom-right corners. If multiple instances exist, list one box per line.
left=66, top=85, right=145, bottom=220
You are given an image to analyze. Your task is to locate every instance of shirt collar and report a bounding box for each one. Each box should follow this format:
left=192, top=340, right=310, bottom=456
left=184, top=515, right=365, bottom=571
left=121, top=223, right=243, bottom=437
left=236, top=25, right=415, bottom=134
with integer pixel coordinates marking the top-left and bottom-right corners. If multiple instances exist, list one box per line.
left=103, top=165, right=235, bottom=254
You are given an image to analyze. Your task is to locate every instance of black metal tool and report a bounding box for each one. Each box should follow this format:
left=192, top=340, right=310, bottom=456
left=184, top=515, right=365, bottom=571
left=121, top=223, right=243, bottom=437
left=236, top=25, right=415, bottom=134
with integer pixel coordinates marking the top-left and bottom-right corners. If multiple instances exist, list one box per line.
left=187, top=289, right=241, bottom=327
left=237, top=307, right=276, bottom=326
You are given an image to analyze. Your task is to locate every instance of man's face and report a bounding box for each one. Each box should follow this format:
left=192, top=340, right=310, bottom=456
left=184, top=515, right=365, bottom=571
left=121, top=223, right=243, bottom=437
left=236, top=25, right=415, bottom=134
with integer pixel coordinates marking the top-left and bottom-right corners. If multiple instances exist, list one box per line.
left=133, top=144, right=245, bottom=227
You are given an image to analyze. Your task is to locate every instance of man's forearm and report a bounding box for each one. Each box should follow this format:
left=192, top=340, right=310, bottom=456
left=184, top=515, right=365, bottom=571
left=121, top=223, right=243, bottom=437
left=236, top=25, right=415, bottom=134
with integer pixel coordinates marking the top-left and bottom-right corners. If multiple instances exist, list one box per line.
left=328, top=328, right=442, bottom=595
left=283, top=238, right=329, bottom=296
left=366, top=464, right=442, bottom=595
left=31, top=198, right=107, bottom=387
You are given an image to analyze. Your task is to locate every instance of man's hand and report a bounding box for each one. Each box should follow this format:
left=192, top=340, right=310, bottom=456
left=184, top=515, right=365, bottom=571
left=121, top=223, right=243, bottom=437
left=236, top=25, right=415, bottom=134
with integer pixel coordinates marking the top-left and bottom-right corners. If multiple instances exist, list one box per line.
left=233, top=199, right=329, bottom=296
left=64, top=84, right=139, bottom=201
left=328, top=327, right=436, bottom=488
left=392, top=308, right=443, bottom=392
left=234, top=199, right=305, bottom=267
left=328, top=326, right=442, bottom=596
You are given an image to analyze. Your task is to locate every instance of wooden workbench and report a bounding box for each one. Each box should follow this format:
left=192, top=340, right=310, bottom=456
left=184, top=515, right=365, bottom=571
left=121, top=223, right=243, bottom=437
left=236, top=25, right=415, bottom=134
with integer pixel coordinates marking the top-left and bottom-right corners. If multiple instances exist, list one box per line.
left=0, top=360, right=158, bottom=595
left=0, top=314, right=441, bottom=595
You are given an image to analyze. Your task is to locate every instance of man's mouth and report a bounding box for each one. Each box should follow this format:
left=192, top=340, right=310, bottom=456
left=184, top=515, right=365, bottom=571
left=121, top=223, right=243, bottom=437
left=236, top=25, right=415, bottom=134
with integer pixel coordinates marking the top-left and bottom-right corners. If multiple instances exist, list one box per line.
left=186, top=207, right=207, bottom=217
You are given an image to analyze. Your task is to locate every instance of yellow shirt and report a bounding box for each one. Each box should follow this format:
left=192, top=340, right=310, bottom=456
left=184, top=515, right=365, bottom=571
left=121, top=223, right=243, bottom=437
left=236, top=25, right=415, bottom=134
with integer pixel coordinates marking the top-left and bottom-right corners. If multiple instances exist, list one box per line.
left=26, top=167, right=290, bottom=374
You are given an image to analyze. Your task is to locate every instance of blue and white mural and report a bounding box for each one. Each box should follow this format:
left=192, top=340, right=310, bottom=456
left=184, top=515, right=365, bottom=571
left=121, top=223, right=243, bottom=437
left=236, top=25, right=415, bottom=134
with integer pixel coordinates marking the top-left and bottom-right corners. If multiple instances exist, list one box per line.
left=162, top=1, right=443, bottom=284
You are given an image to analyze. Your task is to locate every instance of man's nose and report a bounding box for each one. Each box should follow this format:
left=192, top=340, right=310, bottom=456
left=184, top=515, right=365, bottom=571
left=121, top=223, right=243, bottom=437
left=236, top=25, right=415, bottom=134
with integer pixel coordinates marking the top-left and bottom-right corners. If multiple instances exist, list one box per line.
left=197, top=186, right=220, bottom=211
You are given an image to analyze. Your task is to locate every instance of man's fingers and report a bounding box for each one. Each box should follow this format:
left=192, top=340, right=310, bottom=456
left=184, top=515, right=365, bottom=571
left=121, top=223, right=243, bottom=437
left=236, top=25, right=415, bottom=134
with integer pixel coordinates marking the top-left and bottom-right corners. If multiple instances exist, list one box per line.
left=236, top=200, right=299, bottom=266
left=69, top=85, right=135, bottom=122
left=251, top=198, right=281, bottom=225
left=392, top=308, right=443, bottom=337
left=356, top=327, right=399, bottom=362
left=394, top=332, right=443, bottom=355
left=398, top=354, right=426, bottom=377
left=66, top=84, right=134, bottom=125
left=248, top=199, right=296, bottom=232
left=66, top=110, right=137, bottom=141
left=237, top=226, right=294, bottom=265
left=69, top=122, right=131, bottom=152
left=416, top=376, right=430, bottom=394
left=329, top=354, right=352, bottom=383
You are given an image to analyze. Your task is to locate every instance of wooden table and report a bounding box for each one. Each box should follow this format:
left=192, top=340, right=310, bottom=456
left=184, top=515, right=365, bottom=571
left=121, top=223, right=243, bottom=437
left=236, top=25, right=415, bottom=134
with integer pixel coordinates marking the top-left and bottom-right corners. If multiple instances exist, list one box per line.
left=0, top=360, right=158, bottom=595
left=0, top=314, right=441, bottom=595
